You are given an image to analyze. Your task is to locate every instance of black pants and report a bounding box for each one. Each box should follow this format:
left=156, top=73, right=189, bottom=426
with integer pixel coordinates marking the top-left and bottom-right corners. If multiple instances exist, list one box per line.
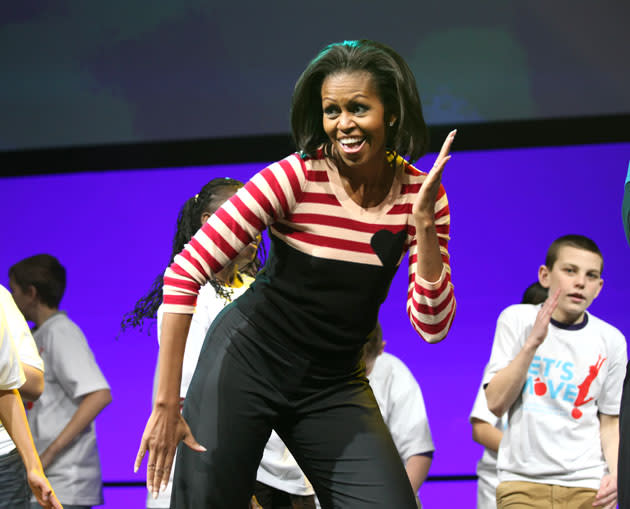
left=171, top=305, right=416, bottom=509
left=254, top=481, right=315, bottom=509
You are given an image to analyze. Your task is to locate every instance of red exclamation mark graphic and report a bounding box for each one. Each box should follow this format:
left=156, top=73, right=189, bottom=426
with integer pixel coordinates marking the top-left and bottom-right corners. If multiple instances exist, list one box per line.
left=572, top=355, right=606, bottom=419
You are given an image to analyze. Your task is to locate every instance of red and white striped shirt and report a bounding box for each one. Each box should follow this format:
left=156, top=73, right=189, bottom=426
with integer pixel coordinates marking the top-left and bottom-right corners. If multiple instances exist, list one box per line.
left=164, top=152, right=455, bottom=351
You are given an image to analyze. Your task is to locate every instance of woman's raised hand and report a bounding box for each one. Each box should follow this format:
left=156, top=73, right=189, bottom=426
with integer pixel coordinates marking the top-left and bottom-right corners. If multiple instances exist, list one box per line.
left=134, top=404, right=206, bottom=499
left=412, top=129, right=456, bottom=220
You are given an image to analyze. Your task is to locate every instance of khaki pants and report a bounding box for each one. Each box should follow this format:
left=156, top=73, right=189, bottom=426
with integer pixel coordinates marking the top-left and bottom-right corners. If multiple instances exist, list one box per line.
left=496, top=481, right=597, bottom=508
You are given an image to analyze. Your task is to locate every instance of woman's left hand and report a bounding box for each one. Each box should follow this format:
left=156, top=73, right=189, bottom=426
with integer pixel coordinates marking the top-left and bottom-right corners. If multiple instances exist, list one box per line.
left=412, top=129, right=456, bottom=221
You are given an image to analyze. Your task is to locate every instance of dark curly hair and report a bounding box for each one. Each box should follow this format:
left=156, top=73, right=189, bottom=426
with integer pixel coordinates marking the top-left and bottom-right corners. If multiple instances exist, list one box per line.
left=121, top=178, right=265, bottom=332
left=291, top=40, right=429, bottom=164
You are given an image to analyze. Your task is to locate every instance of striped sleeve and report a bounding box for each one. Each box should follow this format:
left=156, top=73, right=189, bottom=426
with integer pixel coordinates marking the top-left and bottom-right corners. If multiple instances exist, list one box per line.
left=162, top=154, right=308, bottom=313
left=406, top=182, right=456, bottom=343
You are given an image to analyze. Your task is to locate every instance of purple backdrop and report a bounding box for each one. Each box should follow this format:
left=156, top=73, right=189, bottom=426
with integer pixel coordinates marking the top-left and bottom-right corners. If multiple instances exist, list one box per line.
left=2, top=142, right=629, bottom=507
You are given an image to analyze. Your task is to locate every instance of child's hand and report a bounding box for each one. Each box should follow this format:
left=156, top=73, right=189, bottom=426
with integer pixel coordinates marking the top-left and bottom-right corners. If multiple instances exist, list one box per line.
left=593, top=472, right=617, bottom=508
left=27, top=468, right=63, bottom=509
left=526, top=289, right=560, bottom=347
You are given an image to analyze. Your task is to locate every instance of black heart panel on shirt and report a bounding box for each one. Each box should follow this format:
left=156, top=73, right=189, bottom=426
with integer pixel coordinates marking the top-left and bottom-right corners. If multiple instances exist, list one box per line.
left=370, top=229, right=407, bottom=268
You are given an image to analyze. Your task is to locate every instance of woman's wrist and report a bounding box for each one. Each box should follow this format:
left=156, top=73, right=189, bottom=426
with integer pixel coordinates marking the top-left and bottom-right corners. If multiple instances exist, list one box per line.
left=413, top=213, right=436, bottom=231
left=154, top=397, right=181, bottom=410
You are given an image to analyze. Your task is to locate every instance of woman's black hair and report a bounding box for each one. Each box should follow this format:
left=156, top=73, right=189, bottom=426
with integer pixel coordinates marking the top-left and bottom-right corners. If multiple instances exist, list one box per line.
left=291, top=40, right=429, bottom=164
left=121, top=177, right=266, bottom=332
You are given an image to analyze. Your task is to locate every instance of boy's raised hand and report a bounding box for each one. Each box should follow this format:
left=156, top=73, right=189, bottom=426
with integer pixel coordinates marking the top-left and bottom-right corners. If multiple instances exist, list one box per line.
left=527, top=289, right=560, bottom=348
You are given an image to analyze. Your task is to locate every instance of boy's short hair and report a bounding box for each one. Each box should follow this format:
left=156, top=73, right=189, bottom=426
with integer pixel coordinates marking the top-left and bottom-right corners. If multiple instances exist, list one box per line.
left=362, top=322, right=384, bottom=363
left=545, top=234, right=604, bottom=273
left=9, top=254, right=66, bottom=308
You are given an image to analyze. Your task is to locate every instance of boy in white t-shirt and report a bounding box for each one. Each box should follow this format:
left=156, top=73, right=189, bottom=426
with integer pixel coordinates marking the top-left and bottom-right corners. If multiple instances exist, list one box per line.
left=9, top=254, right=112, bottom=509
left=484, top=235, right=626, bottom=509
left=0, top=283, right=61, bottom=509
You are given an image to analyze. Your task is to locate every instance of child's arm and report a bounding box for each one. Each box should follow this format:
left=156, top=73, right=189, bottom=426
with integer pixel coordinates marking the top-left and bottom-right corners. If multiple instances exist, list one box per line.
left=39, top=388, right=112, bottom=469
left=593, top=413, right=619, bottom=508
left=0, top=389, right=62, bottom=509
left=485, top=290, right=559, bottom=416
left=405, top=452, right=432, bottom=494
left=471, top=417, right=502, bottom=453
left=18, top=364, right=44, bottom=402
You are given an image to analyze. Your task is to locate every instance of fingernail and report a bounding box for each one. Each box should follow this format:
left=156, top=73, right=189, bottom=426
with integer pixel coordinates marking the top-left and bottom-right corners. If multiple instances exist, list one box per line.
left=161, top=483, right=167, bottom=493
left=133, top=465, right=138, bottom=473
left=153, top=491, right=159, bottom=499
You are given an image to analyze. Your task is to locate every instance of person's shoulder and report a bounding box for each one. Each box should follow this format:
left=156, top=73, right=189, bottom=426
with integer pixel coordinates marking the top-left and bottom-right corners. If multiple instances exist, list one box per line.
left=379, top=351, right=407, bottom=369
left=492, top=304, right=539, bottom=341
left=0, top=285, right=24, bottom=323
left=0, top=284, right=12, bottom=305
left=0, top=285, right=28, bottom=327
left=297, top=150, right=335, bottom=175
left=401, top=158, right=427, bottom=181
left=586, top=312, right=627, bottom=345
left=276, top=152, right=313, bottom=173
left=42, top=312, right=87, bottom=342
left=376, top=352, right=416, bottom=382
left=197, top=283, right=216, bottom=303
left=260, top=152, right=313, bottom=190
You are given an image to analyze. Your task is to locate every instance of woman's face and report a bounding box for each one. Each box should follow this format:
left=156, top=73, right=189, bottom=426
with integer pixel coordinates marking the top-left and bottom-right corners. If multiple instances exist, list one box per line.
left=321, top=71, right=390, bottom=173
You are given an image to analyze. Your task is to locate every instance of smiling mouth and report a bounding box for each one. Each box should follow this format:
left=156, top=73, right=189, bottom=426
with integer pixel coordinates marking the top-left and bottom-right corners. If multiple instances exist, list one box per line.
left=338, top=137, right=366, bottom=154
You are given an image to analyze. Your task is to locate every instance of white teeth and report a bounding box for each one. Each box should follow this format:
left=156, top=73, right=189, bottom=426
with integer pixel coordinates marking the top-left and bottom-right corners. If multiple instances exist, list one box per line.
left=339, top=137, right=364, bottom=145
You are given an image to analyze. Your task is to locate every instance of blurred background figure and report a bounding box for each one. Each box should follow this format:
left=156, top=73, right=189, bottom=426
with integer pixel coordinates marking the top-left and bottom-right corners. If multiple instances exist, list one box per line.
left=9, top=254, right=111, bottom=509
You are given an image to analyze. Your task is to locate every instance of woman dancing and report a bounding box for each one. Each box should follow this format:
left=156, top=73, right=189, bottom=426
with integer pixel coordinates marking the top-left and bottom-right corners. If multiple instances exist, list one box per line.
left=136, top=39, right=457, bottom=508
